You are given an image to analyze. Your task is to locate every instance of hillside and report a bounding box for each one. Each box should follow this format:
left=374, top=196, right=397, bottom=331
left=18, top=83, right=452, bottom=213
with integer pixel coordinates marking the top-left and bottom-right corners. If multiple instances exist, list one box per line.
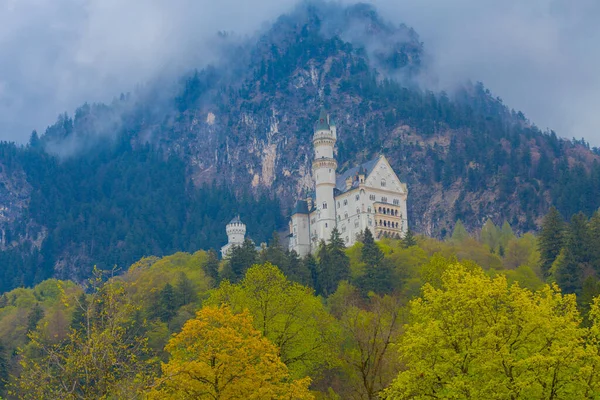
left=0, top=1, right=599, bottom=291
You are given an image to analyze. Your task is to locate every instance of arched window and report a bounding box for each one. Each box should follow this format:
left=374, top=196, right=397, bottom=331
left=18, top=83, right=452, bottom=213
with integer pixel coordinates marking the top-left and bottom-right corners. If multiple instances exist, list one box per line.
left=368, top=207, right=372, bottom=213
left=355, top=194, right=360, bottom=201
left=381, top=179, right=386, bottom=187
left=395, top=210, right=398, bottom=216
left=356, top=208, right=360, bottom=215
left=323, top=202, right=327, bottom=209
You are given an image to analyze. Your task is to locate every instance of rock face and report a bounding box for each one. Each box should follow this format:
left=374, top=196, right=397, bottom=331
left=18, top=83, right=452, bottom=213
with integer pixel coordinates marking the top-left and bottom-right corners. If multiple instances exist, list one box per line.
left=0, top=2, right=599, bottom=291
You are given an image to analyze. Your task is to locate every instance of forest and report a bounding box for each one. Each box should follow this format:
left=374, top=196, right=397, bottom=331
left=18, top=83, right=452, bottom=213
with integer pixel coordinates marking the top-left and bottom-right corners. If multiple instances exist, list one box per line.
left=1, top=206, right=600, bottom=399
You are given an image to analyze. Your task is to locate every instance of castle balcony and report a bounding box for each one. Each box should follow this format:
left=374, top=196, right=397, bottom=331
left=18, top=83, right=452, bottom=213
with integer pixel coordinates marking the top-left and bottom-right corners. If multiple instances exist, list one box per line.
left=373, top=201, right=403, bottom=239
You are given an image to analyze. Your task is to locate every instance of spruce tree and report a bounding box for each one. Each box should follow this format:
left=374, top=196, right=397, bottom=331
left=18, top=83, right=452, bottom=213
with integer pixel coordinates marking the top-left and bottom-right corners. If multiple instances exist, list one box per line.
left=71, top=292, right=89, bottom=332
left=361, top=228, right=384, bottom=266
left=538, top=207, right=565, bottom=277
left=175, top=272, right=197, bottom=306
left=285, top=250, right=311, bottom=286
left=450, top=220, right=469, bottom=243
left=228, top=238, right=258, bottom=281
left=27, top=303, right=44, bottom=333
left=589, top=210, right=600, bottom=273
left=402, top=228, right=417, bottom=248
left=157, top=283, right=177, bottom=322
left=202, top=249, right=220, bottom=284
left=303, top=253, right=319, bottom=292
left=0, top=341, right=7, bottom=393
left=318, top=229, right=350, bottom=296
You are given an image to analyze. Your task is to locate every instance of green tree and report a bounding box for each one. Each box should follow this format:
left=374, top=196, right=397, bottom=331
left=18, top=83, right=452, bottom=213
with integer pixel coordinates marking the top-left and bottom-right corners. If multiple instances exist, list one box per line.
left=26, top=303, right=44, bottom=333
left=0, top=341, right=8, bottom=394
left=228, top=238, right=258, bottom=281
left=156, top=283, right=177, bottom=322
left=402, top=228, right=417, bottom=248
left=589, top=210, right=600, bottom=273
left=450, top=220, right=469, bottom=243
left=202, top=249, right=220, bottom=285
left=304, top=253, right=319, bottom=291
left=174, top=272, right=197, bottom=307
left=70, top=292, right=89, bottom=332
left=538, top=206, right=565, bottom=277
left=480, top=218, right=500, bottom=252
left=383, top=262, right=600, bottom=399
left=318, top=229, right=350, bottom=296
left=207, top=263, right=335, bottom=378
left=358, top=228, right=394, bottom=294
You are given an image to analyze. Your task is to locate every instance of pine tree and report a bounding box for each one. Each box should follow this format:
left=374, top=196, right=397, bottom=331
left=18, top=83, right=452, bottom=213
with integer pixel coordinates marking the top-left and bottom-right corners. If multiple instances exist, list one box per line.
left=157, top=283, right=177, bottom=322
left=285, top=250, right=311, bottom=286
left=229, top=238, right=258, bottom=281
left=303, top=253, right=319, bottom=292
left=555, top=247, right=582, bottom=295
left=71, top=292, right=89, bottom=332
left=0, top=340, right=8, bottom=393
left=538, top=207, right=565, bottom=277
left=202, top=249, right=220, bottom=284
left=402, top=228, right=417, bottom=248
left=27, top=303, right=44, bottom=333
left=361, top=228, right=384, bottom=266
left=589, top=210, right=600, bottom=273
left=450, top=220, right=469, bottom=243
left=175, top=272, right=197, bottom=306
left=318, top=229, right=350, bottom=296
left=566, top=212, right=592, bottom=265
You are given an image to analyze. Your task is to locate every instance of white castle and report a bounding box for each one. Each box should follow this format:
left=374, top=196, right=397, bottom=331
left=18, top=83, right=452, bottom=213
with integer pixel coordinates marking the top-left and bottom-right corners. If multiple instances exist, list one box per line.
left=220, top=215, right=246, bottom=258
left=288, top=110, right=408, bottom=256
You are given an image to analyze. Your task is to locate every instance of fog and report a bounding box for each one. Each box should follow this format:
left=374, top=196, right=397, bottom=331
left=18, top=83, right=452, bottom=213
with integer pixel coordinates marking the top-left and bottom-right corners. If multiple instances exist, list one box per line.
left=1, top=0, right=599, bottom=144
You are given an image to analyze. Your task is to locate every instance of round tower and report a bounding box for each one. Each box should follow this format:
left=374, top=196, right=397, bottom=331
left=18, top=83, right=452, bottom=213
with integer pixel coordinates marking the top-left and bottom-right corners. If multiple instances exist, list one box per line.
left=312, top=109, right=337, bottom=242
left=226, top=215, right=246, bottom=247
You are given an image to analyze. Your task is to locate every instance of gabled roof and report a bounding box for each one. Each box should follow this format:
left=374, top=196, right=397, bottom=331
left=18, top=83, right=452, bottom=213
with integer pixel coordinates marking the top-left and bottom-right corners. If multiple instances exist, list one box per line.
left=335, top=156, right=380, bottom=193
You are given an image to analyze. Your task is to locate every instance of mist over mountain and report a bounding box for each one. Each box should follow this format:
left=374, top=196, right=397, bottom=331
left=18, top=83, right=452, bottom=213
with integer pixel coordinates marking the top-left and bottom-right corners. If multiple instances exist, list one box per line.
left=0, top=1, right=598, bottom=293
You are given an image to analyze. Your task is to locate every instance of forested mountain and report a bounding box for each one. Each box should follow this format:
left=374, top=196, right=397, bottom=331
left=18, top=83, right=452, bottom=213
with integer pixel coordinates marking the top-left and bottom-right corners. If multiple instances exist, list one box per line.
left=0, top=1, right=599, bottom=292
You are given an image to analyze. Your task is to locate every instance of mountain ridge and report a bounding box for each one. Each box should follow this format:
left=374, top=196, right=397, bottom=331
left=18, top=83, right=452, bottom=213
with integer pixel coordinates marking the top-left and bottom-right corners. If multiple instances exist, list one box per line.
left=0, top=1, right=598, bottom=291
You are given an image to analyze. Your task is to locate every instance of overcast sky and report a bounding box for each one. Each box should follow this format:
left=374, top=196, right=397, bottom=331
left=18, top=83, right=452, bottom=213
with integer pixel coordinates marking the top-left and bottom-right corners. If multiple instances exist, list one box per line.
left=0, top=0, right=599, bottom=145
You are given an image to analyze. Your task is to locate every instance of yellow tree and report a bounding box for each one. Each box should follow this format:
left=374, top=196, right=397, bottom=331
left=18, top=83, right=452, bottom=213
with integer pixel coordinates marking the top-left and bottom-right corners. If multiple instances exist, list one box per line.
left=206, top=263, right=336, bottom=378
left=147, top=305, right=313, bottom=399
left=383, top=262, right=600, bottom=400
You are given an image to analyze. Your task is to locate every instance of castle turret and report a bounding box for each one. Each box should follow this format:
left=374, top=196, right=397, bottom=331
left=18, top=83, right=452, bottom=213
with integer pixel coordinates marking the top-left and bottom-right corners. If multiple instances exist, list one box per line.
left=221, top=215, right=246, bottom=258
left=312, top=109, right=337, bottom=242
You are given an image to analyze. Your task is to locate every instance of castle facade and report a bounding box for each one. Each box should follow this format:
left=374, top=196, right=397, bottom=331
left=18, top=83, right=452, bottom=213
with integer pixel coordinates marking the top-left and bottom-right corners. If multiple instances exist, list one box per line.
left=288, top=110, right=408, bottom=256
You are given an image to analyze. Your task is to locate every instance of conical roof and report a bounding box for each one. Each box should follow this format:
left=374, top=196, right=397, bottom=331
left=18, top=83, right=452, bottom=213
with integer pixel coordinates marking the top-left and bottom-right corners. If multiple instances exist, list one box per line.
left=315, top=108, right=330, bottom=131
left=228, top=215, right=242, bottom=225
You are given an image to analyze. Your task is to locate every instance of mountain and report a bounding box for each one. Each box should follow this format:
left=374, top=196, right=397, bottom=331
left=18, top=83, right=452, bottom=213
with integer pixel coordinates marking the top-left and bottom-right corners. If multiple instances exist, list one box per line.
left=0, top=1, right=599, bottom=292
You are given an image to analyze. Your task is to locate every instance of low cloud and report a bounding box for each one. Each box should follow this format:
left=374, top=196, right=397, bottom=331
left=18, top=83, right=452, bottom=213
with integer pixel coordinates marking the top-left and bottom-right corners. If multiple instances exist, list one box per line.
left=1, top=0, right=599, bottom=144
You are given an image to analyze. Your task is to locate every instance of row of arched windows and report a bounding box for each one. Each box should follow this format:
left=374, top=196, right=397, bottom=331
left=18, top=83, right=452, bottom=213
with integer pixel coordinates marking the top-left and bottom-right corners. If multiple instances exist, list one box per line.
left=376, top=220, right=400, bottom=228
left=378, top=207, right=399, bottom=216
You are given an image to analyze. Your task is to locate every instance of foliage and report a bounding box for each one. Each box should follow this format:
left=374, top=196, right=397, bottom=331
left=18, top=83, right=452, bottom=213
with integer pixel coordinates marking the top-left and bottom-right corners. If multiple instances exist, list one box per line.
left=146, top=305, right=313, bottom=399
left=207, top=263, right=336, bottom=378
left=383, top=262, right=600, bottom=399
left=538, top=207, right=566, bottom=277
left=13, top=275, right=156, bottom=399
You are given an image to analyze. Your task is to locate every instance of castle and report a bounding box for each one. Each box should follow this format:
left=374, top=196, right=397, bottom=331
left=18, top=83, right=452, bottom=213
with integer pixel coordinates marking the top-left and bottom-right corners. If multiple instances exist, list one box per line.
left=288, top=110, right=408, bottom=257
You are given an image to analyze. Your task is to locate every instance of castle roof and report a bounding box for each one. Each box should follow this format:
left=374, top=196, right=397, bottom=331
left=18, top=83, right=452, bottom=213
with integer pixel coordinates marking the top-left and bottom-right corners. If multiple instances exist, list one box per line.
left=291, top=200, right=310, bottom=215
left=228, top=215, right=243, bottom=225
left=335, top=156, right=380, bottom=193
left=315, top=108, right=330, bottom=131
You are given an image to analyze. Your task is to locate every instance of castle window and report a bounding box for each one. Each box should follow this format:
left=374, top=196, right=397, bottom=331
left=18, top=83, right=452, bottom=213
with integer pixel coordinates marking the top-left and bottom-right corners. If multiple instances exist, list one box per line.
left=395, top=210, right=398, bottom=216
left=356, top=208, right=360, bottom=215
left=343, top=199, right=348, bottom=206
left=393, top=199, right=400, bottom=205
left=369, top=194, right=376, bottom=201
left=368, top=219, right=372, bottom=226
left=323, top=202, right=327, bottom=209
left=368, top=207, right=371, bottom=213
left=355, top=194, right=359, bottom=201
left=344, top=213, right=348, bottom=219
left=381, top=179, right=386, bottom=187
left=382, top=196, right=388, bottom=203
left=325, top=223, right=328, bottom=228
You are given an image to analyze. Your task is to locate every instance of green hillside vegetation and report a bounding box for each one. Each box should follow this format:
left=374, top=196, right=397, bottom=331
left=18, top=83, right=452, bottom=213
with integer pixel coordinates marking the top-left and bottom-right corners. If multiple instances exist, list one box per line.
left=2, top=209, right=600, bottom=399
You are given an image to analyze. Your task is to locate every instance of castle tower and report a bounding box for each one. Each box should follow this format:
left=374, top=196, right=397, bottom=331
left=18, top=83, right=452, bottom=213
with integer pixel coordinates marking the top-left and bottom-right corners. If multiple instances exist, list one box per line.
left=221, top=215, right=246, bottom=258
left=312, top=109, right=337, bottom=243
